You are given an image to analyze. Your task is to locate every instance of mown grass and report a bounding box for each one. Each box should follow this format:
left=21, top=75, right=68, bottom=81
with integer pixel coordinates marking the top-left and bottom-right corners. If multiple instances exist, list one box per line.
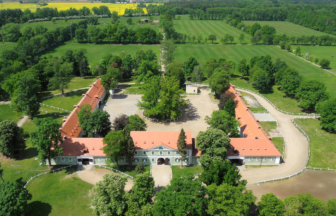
left=0, top=104, right=23, bottom=123
left=259, top=121, right=277, bottom=136
left=299, top=46, right=336, bottom=71
left=42, top=43, right=161, bottom=65
left=295, top=118, right=336, bottom=169
left=272, top=137, right=284, bottom=155
left=242, top=21, right=335, bottom=37
left=105, top=165, right=150, bottom=178
left=174, top=15, right=251, bottom=44
left=41, top=89, right=88, bottom=111
left=26, top=166, right=94, bottom=216
left=172, top=165, right=203, bottom=177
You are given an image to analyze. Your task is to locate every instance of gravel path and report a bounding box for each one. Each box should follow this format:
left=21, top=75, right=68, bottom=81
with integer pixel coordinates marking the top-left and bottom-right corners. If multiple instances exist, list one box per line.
left=17, top=116, right=29, bottom=127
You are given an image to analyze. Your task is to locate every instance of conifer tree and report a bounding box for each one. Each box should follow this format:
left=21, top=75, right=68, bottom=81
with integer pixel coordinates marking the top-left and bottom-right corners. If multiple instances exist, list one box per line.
left=177, top=129, right=187, bottom=167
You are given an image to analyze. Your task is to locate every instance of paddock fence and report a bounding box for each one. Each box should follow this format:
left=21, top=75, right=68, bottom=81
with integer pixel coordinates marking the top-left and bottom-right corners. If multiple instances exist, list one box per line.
left=94, top=165, right=134, bottom=179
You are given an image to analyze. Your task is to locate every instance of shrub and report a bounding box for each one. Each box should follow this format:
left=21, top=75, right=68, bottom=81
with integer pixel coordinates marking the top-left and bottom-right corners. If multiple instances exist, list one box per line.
left=136, top=162, right=145, bottom=174
left=314, top=57, right=319, bottom=64
left=319, top=58, right=330, bottom=69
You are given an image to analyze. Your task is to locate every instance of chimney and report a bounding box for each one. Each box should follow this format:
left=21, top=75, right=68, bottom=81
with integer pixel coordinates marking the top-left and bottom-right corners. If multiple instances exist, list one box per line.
left=268, top=136, right=272, bottom=140
left=59, top=128, right=62, bottom=131
left=63, top=136, right=67, bottom=139
left=256, top=119, right=260, bottom=122
left=62, top=119, right=67, bottom=122
left=90, top=85, right=93, bottom=87
left=74, top=105, right=79, bottom=108
left=82, top=94, right=86, bottom=96
left=255, top=136, right=258, bottom=139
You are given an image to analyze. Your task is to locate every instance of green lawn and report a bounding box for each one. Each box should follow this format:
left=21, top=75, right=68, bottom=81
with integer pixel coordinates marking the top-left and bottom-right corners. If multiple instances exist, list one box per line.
left=272, top=137, right=284, bottom=156
left=118, top=16, right=160, bottom=32
left=242, top=21, right=335, bottom=38
left=295, top=118, right=336, bottom=169
left=41, top=89, right=88, bottom=111
left=172, top=165, right=203, bottom=177
left=299, top=46, right=336, bottom=71
left=26, top=166, right=94, bottom=216
left=122, top=84, right=144, bottom=94
left=239, top=91, right=268, bottom=113
left=0, top=104, right=23, bottom=123
left=259, top=121, right=277, bottom=136
left=106, top=165, right=150, bottom=178
left=42, top=43, right=160, bottom=65
left=175, top=15, right=251, bottom=44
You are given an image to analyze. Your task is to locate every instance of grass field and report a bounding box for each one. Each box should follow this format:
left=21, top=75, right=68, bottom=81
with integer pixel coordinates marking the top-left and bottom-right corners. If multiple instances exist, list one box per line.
left=0, top=2, right=157, bottom=14
left=42, top=43, right=160, bottom=65
left=172, top=165, right=203, bottom=177
left=26, top=166, right=94, bottom=216
left=299, top=46, right=336, bottom=71
left=0, top=104, right=23, bottom=123
left=175, top=15, right=251, bottom=44
left=41, top=89, right=88, bottom=111
left=242, top=21, right=335, bottom=37
left=295, top=118, right=336, bottom=169
left=259, top=121, right=277, bottom=135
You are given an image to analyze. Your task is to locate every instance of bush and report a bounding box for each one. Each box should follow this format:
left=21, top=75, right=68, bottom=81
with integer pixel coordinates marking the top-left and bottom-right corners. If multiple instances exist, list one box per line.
left=285, top=43, right=291, bottom=52
left=319, top=58, right=330, bottom=69
left=135, top=162, right=145, bottom=174
left=280, top=41, right=286, bottom=49
left=314, top=57, right=319, bottom=64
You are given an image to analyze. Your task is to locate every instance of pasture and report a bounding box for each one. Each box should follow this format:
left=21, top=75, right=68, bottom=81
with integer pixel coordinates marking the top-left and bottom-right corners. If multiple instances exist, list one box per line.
left=174, top=15, right=252, bottom=44
left=243, top=21, right=335, bottom=37
left=42, top=42, right=160, bottom=64
left=299, top=46, right=336, bottom=71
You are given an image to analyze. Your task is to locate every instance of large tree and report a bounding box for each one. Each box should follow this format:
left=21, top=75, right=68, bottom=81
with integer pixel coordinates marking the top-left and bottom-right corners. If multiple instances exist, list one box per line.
left=103, top=131, right=126, bottom=167
left=205, top=110, right=239, bottom=137
left=207, top=183, right=256, bottom=215
left=0, top=120, right=25, bottom=157
left=135, top=60, right=160, bottom=83
left=132, top=173, right=155, bottom=207
left=210, top=69, right=230, bottom=98
left=258, top=193, right=285, bottom=216
left=91, top=174, right=127, bottom=216
left=183, top=56, right=199, bottom=79
left=0, top=181, right=32, bottom=216
left=112, top=114, right=129, bottom=131
left=46, top=59, right=73, bottom=96
left=191, top=65, right=204, bottom=85
left=101, top=67, right=122, bottom=90
left=177, top=129, right=187, bottom=167
left=296, top=80, right=329, bottom=111
left=165, top=61, right=185, bottom=88
left=196, top=128, right=231, bottom=169
left=87, top=109, right=111, bottom=137
left=124, top=114, right=147, bottom=135
left=124, top=134, right=135, bottom=168
left=283, top=193, right=326, bottom=215
left=77, top=104, right=92, bottom=136
left=201, top=160, right=245, bottom=186
left=137, top=76, right=161, bottom=118
left=224, top=98, right=236, bottom=117
left=30, top=117, right=63, bottom=166
left=237, top=58, right=249, bottom=76
left=161, top=39, right=176, bottom=66
left=13, top=75, right=41, bottom=118
left=316, top=99, right=336, bottom=132
left=152, top=176, right=207, bottom=216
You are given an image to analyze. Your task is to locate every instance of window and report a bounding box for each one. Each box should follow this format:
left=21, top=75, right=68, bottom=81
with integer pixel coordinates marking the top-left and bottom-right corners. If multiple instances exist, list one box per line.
left=69, top=157, right=72, bottom=162
left=152, top=158, right=154, bottom=162
left=143, top=151, right=146, bottom=155
left=143, top=159, right=147, bottom=162
left=168, top=151, right=170, bottom=155
left=175, top=158, right=180, bottom=162
left=61, top=158, right=65, bottom=162
left=160, top=151, right=163, bottom=155
left=159, top=147, right=163, bottom=149
left=134, top=159, right=138, bottom=162
left=176, top=152, right=179, bottom=155
left=151, top=151, right=154, bottom=155
left=135, top=151, right=138, bottom=155
left=262, top=158, right=267, bottom=162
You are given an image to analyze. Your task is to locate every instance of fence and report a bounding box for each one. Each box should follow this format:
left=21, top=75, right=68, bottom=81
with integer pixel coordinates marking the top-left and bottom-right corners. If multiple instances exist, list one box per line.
left=24, top=165, right=74, bottom=188
left=94, top=165, right=134, bottom=179
left=142, top=110, right=183, bottom=123
left=39, top=103, right=71, bottom=113
left=40, top=109, right=68, bottom=118
left=235, top=87, right=318, bottom=116
left=255, top=117, right=311, bottom=185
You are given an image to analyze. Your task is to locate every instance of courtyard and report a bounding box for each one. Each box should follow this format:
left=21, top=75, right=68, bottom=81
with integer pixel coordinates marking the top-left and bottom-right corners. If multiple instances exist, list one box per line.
left=103, top=87, right=218, bottom=138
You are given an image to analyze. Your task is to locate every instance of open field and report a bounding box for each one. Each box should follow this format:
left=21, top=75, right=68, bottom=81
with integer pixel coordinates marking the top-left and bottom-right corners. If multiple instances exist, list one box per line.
left=242, top=21, right=335, bottom=37
left=26, top=166, right=94, bottom=216
left=0, top=104, right=23, bottom=123
left=172, top=165, right=203, bottom=177
left=42, top=43, right=160, bottom=65
left=0, top=2, right=158, bottom=14
left=175, top=15, right=251, bottom=44
left=299, top=46, right=336, bottom=71
left=295, top=118, right=336, bottom=169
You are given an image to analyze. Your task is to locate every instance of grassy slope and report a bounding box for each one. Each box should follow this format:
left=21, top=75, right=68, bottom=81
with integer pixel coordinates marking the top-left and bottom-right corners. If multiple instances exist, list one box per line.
left=0, top=104, right=23, bottom=123
left=174, top=15, right=251, bottom=44
left=26, top=167, right=94, bottom=216
left=242, top=21, right=335, bottom=37
left=42, top=43, right=160, bottom=65
left=172, top=165, right=203, bottom=177
left=299, top=46, right=336, bottom=71
left=295, top=118, right=336, bottom=169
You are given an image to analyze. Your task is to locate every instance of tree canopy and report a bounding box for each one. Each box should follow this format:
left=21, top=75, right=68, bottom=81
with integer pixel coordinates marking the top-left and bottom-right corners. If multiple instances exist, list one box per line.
left=103, top=131, right=126, bottom=167
left=258, top=193, right=285, bottom=216
left=296, top=80, right=329, bottom=111
left=316, top=99, right=336, bottom=133
left=0, top=120, right=25, bottom=157
left=205, top=110, right=240, bottom=137
left=210, top=68, right=230, bottom=98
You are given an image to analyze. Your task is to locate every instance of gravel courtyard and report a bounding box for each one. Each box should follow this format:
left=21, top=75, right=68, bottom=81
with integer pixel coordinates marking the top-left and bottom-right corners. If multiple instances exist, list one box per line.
left=103, top=88, right=218, bottom=138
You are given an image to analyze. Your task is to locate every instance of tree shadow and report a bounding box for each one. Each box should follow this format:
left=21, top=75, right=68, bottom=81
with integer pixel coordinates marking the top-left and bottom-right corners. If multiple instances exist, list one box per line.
left=27, top=201, right=52, bottom=216
left=155, top=186, right=165, bottom=192
left=249, top=203, right=258, bottom=216
left=15, top=177, right=25, bottom=186
left=111, top=94, right=128, bottom=99
left=50, top=165, right=77, bottom=175
left=15, top=147, right=38, bottom=161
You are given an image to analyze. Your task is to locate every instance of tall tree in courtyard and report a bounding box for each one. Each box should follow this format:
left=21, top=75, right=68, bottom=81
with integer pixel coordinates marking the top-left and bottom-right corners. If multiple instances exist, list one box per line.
left=77, top=104, right=92, bottom=136
left=161, top=39, right=176, bottom=66
left=101, top=67, right=122, bottom=90
left=30, top=117, right=63, bottom=166
left=103, top=131, right=126, bottom=167
left=205, top=110, right=239, bottom=137
left=124, top=114, right=147, bottom=135
left=87, top=109, right=111, bottom=137
left=177, top=129, right=187, bottom=167
left=210, top=69, right=230, bottom=98
left=137, top=76, right=161, bottom=118
left=183, top=56, right=199, bottom=80
left=13, top=75, right=41, bottom=118
left=112, top=114, right=129, bottom=131
left=124, top=134, right=135, bottom=168
left=0, top=120, right=25, bottom=158
left=46, top=58, right=73, bottom=96
left=91, top=174, right=127, bottom=216
left=0, top=181, right=32, bottom=216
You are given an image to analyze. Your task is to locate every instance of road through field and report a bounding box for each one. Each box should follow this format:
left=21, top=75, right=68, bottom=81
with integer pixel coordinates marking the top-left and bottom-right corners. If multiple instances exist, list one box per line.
left=238, top=89, right=311, bottom=184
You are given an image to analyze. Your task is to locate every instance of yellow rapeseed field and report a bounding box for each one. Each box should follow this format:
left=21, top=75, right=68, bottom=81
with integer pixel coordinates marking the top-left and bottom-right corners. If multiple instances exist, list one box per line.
left=0, top=2, right=161, bottom=15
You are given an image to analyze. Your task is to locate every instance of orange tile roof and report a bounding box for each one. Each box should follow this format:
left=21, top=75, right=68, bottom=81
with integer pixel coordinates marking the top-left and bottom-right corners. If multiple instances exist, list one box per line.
left=59, top=79, right=105, bottom=138
left=61, top=138, right=105, bottom=156
left=131, top=131, right=193, bottom=150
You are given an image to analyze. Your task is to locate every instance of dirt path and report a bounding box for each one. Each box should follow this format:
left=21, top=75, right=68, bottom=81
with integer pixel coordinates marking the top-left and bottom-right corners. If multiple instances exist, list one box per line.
left=238, top=89, right=314, bottom=184
left=151, top=165, right=172, bottom=190
left=76, top=166, right=134, bottom=191
left=17, top=116, right=29, bottom=127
